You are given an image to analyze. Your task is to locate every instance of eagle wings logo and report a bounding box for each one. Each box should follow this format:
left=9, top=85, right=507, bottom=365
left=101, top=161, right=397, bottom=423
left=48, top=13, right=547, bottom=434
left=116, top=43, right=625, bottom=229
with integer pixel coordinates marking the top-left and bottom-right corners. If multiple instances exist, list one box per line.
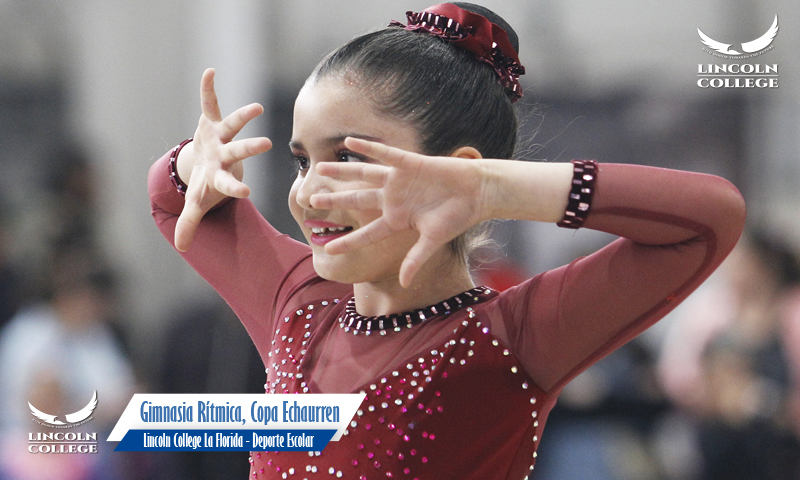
left=29, top=390, right=98, bottom=426
left=698, top=15, right=778, bottom=55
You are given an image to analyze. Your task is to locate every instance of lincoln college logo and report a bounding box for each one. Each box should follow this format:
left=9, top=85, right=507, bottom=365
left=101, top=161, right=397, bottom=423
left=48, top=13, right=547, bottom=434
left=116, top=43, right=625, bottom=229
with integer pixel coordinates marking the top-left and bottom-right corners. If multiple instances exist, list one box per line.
left=27, top=391, right=100, bottom=454
left=696, top=15, right=779, bottom=88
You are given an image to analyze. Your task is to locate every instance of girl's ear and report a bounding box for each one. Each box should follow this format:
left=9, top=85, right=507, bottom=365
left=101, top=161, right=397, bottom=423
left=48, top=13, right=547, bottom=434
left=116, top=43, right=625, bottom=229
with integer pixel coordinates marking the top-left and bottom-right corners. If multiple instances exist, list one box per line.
left=450, top=146, right=483, bottom=159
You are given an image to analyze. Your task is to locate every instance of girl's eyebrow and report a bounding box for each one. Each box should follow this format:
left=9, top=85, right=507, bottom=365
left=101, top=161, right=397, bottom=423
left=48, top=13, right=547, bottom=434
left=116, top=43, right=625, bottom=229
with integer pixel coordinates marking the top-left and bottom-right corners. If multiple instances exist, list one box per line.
left=288, top=134, right=383, bottom=151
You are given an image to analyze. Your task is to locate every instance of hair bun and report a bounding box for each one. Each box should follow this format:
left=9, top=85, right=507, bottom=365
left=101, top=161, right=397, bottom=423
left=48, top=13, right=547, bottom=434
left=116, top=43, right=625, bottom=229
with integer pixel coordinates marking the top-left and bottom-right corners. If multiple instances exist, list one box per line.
left=451, top=2, right=519, bottom=54
left=389, top=3, right=525, bottom=101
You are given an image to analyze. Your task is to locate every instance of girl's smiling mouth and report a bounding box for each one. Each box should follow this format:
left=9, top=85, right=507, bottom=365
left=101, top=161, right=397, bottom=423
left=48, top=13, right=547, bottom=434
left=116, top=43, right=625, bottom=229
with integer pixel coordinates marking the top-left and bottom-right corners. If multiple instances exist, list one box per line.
left=305, top=220, right=354, bottom=246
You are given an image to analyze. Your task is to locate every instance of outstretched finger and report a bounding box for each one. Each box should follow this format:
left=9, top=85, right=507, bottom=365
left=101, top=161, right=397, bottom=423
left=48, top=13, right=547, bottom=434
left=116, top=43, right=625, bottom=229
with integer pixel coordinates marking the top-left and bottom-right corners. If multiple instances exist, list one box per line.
left=310, top=189, right=381, bottom=211
left=324, top=218, right=397, bottom=255
left=343, top=137, right=414, bottom=168
left=213, top=170, right=251, bottom=199
left=315, top=162, right=389, bottom=185
left=200, top=68, right=222, bottom=122
left=220, top=137, right=273, bottom=167
left=219, top=103, right=265, bottom=143
left=399, top=234, right=441, bottom=288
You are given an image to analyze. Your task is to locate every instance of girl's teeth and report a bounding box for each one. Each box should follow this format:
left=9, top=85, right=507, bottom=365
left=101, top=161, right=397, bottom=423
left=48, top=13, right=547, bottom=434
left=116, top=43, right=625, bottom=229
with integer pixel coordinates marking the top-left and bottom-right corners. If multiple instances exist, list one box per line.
left=311, top=227, right=349, bottom=234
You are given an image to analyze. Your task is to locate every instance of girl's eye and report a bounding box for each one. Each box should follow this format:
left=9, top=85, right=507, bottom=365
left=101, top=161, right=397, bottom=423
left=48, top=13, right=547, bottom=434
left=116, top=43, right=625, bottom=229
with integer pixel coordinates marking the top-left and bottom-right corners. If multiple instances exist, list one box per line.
left=337, top=150, right=365, bottom=163
left=291, top=154, right=310, bottom=171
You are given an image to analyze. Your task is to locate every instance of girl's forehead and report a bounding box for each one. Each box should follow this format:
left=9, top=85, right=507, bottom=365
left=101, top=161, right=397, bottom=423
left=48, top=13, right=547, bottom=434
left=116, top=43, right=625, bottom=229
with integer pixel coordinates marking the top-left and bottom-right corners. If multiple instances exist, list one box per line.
left=294, top=79, right=365, bottom=116
left=291, top=79, right=421, bottom=152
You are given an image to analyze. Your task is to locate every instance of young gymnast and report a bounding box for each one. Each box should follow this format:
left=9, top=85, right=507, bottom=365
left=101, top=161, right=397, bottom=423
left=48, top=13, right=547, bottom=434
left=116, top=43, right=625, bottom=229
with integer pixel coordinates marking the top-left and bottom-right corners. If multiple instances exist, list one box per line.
left=148, top=3, right=746, bottom=478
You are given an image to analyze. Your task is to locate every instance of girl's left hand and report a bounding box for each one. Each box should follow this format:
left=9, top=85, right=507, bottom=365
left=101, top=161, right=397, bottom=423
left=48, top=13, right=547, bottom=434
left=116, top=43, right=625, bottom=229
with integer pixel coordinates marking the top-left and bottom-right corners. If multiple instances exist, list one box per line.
left=310, top=137, right=490, bottom=287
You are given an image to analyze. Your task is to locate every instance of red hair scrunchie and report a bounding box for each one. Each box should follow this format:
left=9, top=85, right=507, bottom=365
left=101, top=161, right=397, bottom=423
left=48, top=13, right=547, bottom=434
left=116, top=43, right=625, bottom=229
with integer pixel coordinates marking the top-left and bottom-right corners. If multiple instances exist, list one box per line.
left=389, top=3, right=526, bottom=101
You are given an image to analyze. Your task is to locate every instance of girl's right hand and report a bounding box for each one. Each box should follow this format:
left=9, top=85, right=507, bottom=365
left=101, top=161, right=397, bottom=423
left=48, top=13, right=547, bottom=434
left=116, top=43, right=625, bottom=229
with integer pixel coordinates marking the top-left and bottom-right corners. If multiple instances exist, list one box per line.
left=174, top=68, right=272, bottom=252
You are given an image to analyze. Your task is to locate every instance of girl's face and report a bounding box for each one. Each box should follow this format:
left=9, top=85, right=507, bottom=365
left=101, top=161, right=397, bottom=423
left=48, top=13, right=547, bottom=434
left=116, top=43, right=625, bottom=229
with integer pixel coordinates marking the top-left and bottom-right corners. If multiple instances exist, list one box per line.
left=288, top=78, right=422, bottom=285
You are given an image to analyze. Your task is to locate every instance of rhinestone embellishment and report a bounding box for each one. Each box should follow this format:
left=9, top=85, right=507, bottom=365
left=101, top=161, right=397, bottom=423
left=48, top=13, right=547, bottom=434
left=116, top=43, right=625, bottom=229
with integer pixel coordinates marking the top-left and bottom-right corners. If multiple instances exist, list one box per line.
left=337, top=287, right=495, bottom=335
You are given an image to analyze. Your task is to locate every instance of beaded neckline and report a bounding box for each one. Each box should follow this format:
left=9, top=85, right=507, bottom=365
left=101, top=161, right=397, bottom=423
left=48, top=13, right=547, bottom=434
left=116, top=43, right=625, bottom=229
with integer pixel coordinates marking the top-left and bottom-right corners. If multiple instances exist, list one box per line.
left=337, top=286, right=496, bottom=336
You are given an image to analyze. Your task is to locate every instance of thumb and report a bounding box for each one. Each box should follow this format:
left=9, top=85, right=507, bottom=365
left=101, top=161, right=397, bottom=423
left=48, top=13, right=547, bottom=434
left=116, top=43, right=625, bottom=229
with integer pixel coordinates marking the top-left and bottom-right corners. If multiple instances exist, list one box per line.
left=398, top=234, right=440, bottom=288
left=173, top=168, right=210, bottom=252
left=174, top=202, right=206, bottom=252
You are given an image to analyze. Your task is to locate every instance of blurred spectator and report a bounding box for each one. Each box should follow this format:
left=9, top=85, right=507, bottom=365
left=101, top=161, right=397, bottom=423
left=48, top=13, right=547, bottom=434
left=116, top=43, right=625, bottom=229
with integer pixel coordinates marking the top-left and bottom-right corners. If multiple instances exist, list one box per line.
left=657, top=230, right=800, bottom=479
left=0, top=246, right=136, bottom=479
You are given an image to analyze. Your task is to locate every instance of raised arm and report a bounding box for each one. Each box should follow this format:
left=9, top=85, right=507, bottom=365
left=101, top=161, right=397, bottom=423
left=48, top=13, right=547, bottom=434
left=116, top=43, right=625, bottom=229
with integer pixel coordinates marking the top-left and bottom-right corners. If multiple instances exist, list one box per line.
left=309, top=138, right=746, bottom=393
left=497, top=163, right=746, bottom=393
left=148, top=69, right=326, bottom=360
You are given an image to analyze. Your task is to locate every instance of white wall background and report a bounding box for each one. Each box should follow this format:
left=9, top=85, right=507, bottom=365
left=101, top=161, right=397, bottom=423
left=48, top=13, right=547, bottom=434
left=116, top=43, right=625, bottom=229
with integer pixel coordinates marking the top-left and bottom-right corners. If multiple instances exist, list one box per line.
left=1, top=0, right=798, bottom=362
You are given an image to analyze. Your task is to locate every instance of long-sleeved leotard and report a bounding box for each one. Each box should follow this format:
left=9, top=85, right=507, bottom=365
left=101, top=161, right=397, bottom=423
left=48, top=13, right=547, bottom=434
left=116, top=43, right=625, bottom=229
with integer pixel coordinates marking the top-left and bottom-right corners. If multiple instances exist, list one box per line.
left=149, top=153, right=745, bottom=479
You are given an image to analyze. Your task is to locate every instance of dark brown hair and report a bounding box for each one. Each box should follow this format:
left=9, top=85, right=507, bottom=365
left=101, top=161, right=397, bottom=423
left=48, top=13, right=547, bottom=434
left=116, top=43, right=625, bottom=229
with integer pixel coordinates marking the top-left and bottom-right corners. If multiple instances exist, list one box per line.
left=311, top=3, right=520, bottom=160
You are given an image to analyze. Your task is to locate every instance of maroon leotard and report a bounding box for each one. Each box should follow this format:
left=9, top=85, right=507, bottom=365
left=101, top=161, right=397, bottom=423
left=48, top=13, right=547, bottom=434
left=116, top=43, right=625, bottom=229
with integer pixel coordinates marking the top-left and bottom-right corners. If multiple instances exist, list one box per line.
left=149, top=152, right=745, bottom=479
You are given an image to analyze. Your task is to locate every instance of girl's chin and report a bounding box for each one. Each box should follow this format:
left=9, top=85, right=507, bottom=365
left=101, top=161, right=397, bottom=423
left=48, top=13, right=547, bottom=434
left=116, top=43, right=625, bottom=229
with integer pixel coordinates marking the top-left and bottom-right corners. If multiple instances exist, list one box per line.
left=311, top=251, right=398, bottom=286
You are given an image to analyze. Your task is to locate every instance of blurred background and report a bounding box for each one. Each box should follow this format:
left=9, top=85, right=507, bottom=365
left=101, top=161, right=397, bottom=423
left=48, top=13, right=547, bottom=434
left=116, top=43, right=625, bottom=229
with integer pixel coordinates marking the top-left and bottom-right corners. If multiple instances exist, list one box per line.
left=0, top=0, right=798, bottom=478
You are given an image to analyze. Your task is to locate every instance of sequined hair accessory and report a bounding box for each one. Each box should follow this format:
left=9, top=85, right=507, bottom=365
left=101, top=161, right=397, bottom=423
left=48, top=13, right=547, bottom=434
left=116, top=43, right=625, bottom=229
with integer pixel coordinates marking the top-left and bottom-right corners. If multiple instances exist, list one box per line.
left=557, top=160, right=598, bottom=229
left=389, top=3, right=526, bottom=101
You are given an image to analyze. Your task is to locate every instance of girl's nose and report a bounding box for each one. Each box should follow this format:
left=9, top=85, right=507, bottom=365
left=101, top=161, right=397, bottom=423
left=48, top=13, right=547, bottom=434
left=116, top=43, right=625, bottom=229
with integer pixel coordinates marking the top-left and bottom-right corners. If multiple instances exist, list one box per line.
left=295, top=166, right=331, bottom=209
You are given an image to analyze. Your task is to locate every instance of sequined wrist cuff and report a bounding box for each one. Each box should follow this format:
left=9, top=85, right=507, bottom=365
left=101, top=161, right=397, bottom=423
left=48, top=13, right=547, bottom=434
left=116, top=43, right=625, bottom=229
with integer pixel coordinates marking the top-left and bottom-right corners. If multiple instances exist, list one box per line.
left=168, top=138, right=193, bottom=197
left=557, top=159, right=598, bottom=229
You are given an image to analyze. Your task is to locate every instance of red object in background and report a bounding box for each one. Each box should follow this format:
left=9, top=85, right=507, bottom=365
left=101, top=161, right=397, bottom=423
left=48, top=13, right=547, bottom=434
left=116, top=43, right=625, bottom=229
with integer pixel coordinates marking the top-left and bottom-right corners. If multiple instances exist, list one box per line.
left=474, top=258, right=528, bottom=292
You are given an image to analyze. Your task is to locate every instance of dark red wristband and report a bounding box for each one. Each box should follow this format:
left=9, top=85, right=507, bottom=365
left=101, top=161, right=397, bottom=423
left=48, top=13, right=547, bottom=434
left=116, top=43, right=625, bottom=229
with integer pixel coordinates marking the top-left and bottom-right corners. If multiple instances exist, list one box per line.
left=557, top=159, right=598, bottom=229
left=168, top=138, right=193, bottom=196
